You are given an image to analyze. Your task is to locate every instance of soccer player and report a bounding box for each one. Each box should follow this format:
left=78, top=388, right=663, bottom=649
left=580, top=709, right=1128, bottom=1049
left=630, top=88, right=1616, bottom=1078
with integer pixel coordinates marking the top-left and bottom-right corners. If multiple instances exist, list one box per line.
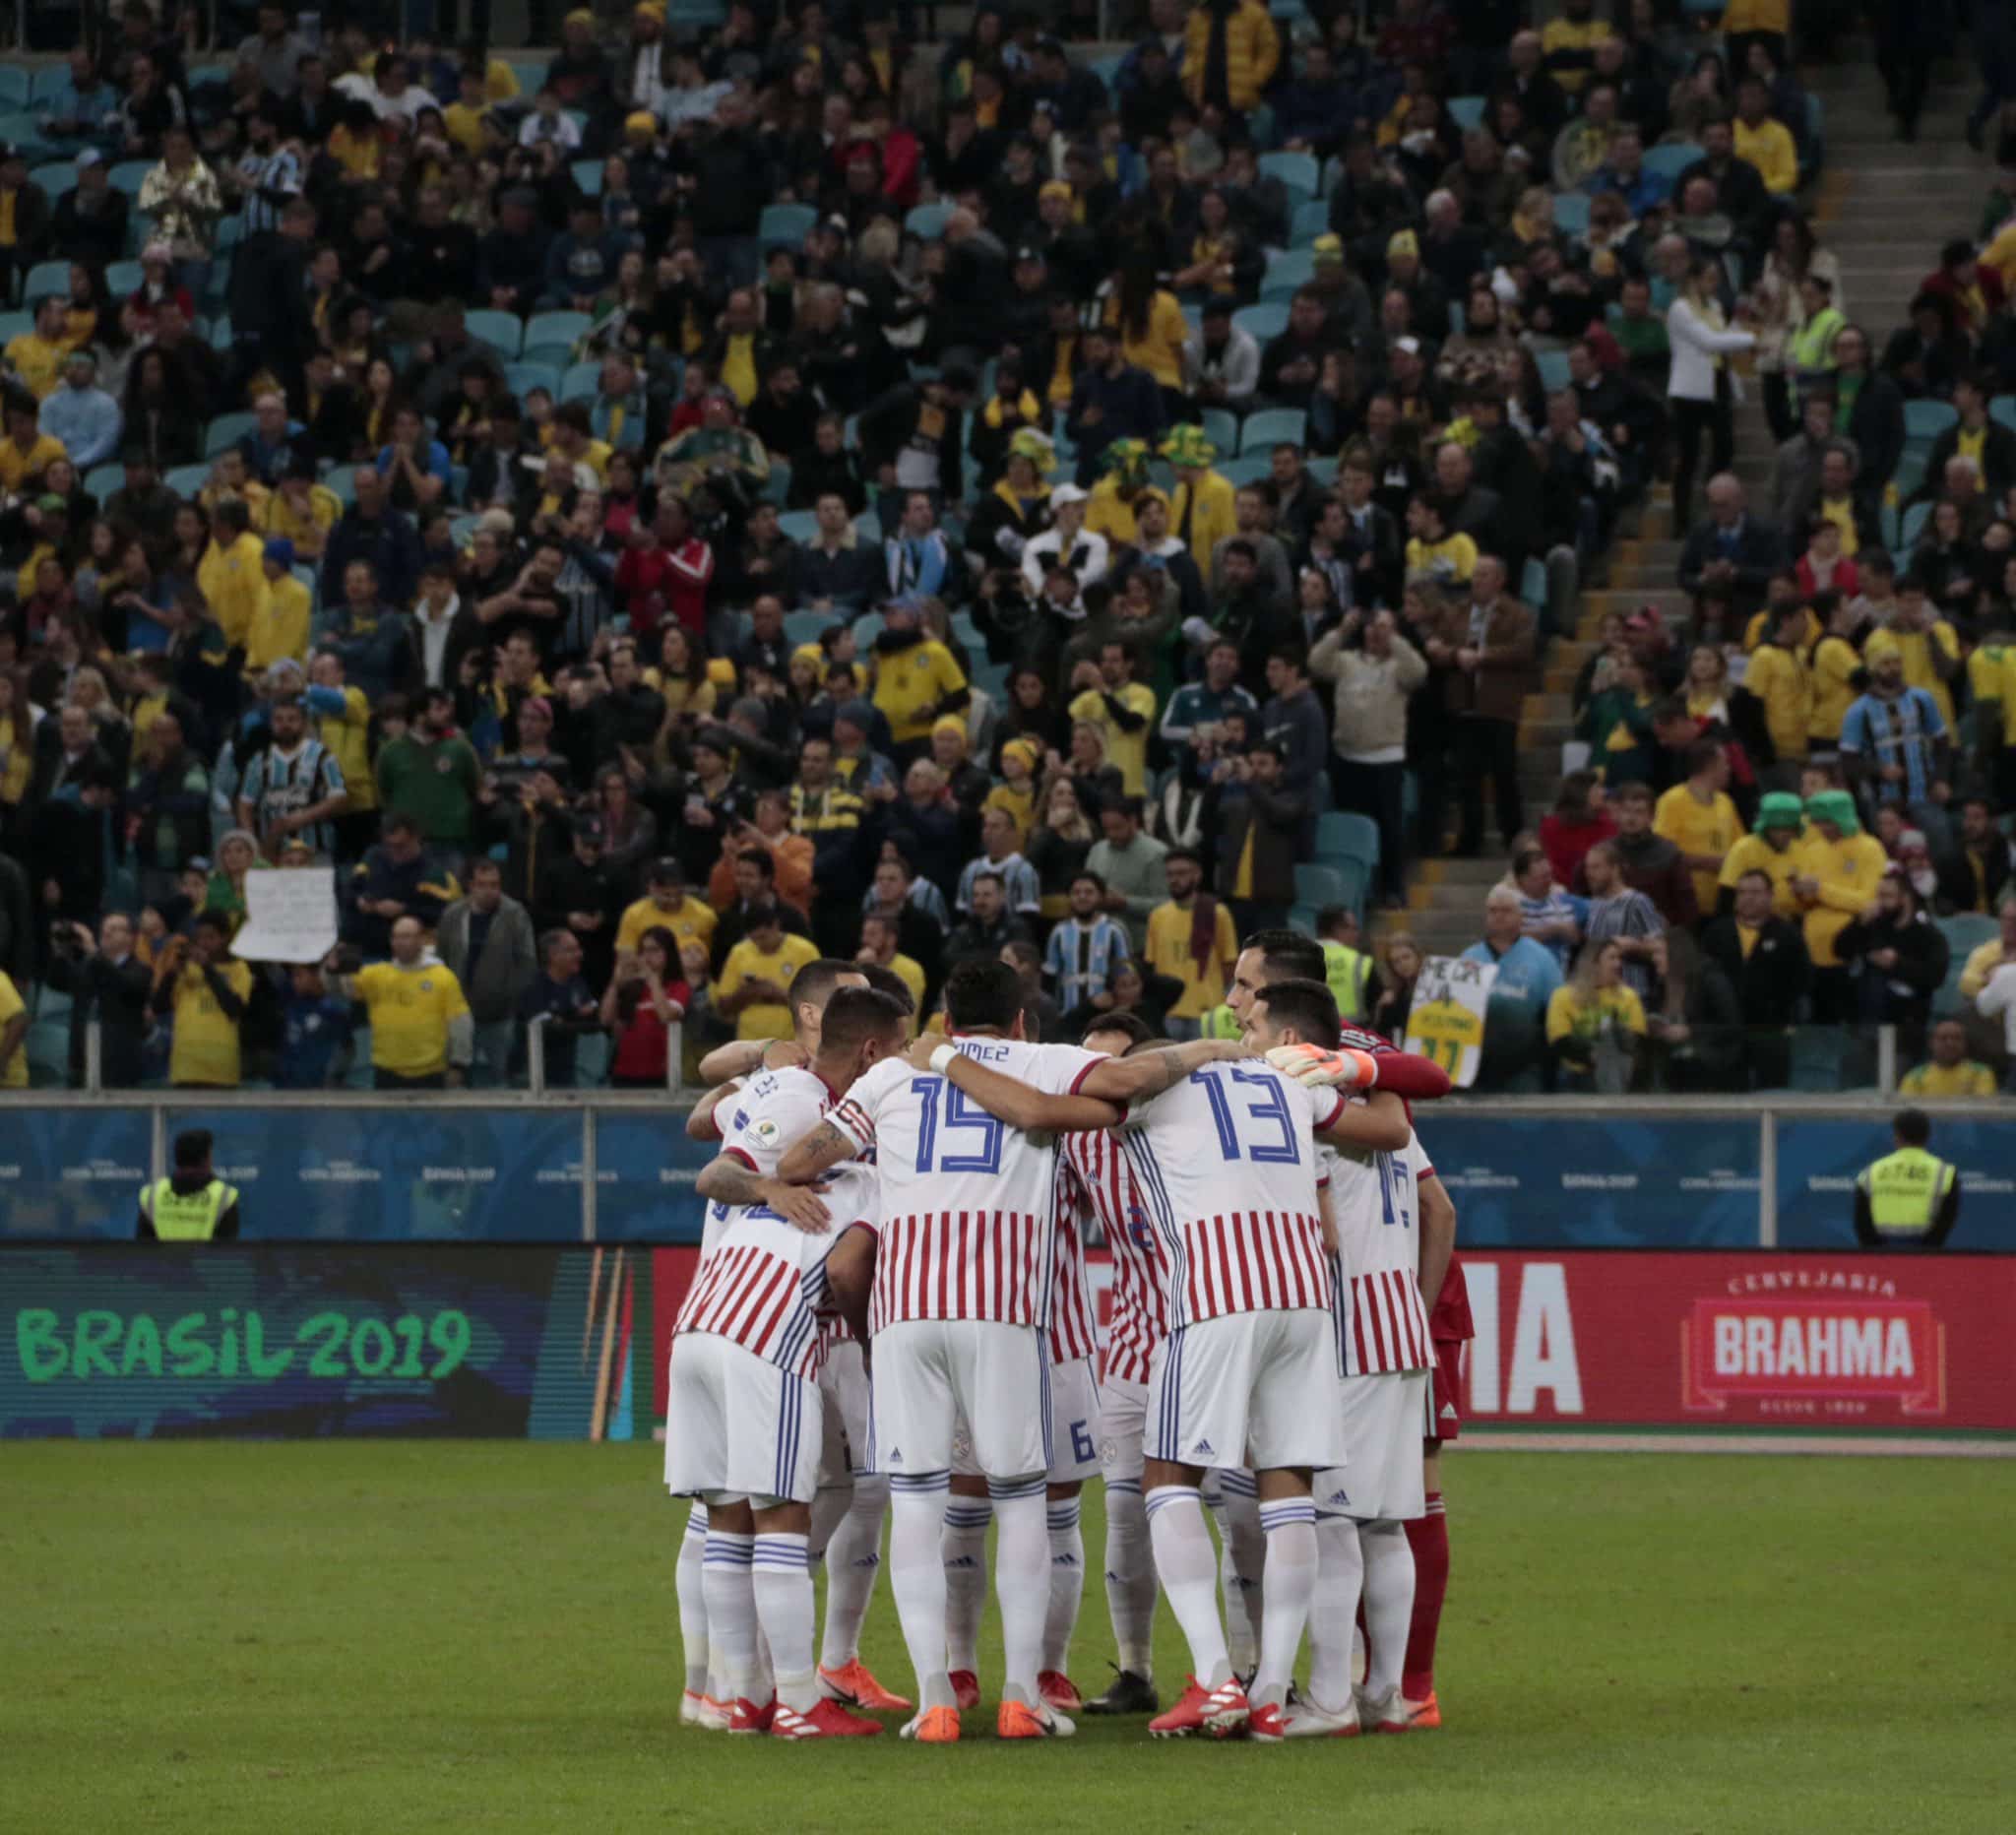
left=921, top=983, right=1449, bottom=1740
left=1243, top=979, right=1456, bottom=1737
left=1228, top=925, right=1467, bottom=1730
left=779, top=961, right=1245, bottom=1742
left=669, top=986, right=913, bottom=1738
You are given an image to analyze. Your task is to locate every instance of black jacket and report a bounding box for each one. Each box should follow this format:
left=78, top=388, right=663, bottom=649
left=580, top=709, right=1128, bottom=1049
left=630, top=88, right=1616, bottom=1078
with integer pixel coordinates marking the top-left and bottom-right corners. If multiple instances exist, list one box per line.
left=1206, top=777, right=1307, bottom=903
left=1677, top=516, right=1784, bottom=617
left=1699, top=913, right=1811, bottom=1029
left=47, top=949, right=154, bottom=1089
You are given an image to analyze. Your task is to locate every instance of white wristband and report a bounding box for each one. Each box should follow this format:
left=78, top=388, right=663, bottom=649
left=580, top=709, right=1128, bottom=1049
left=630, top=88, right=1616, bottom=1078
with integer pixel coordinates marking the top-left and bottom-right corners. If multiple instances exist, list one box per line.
left=929, top=1044, right=959, bottom=1076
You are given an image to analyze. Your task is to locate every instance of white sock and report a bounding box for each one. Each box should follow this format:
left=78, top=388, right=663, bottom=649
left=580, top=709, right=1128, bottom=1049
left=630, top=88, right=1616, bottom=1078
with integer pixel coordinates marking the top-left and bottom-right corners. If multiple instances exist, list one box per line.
left=752, top=1533, right=817, bottom=1712
left=990, top=1476, right=1049, bottom=1705
left=1042, top=1493, right=1084, bottom=1677
left=818, top=1474, right=888, bottom=1672
left=888, top=1473, right=957, bottom=1710
left=700, top=1529, right=758, bottom=1705
left=1209, top=1474, right=1265, bottom=1675
left=1146, top=1485, right=1231, bottom=1687
left=676, top=1506, right=710, bottom=1695
left=1253, top=1498, right=1318, bottom=1710
left=1102, top=1479, right=1156, bottom=1679
left=941, top=1495, right=992, bottom=1675
left=1309, top=1515, right=1364, bottom=1712
left=1357, top=1519, right=1417, bottom=1702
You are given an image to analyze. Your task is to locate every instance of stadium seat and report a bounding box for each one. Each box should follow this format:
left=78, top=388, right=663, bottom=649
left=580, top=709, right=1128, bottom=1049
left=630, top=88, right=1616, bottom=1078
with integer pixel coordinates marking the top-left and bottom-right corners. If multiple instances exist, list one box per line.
left=1536, top=348, right=1572, bottom=393
left=163, top=463, right=211, bottom=498
left=108, top=160, right=151, bottom=195
left=85, top=461, right=124, bottom=499
left=1239, top=408, right=1307, bottom=454
left=1258, top=150, right=1319, bottom=203
left=759, top=202, right=815, bottom=246
left=1200, top=408, right=1240, bottom=457
left=570, top=159, right=603, bottom=195
left=1904, top=400, right=1958, bottom=442
left=1642, top=142, right=1702, bottom=185
left=23, top=259, right=70, bottom=304
left=1293, top=860, right=1362, bottom=913
left=1305, top=454, right=1338, bottom=486
left=1092, top=52, right=1126, bottom=97
left=1262, top=248, right=1316, bottom=293
left=559, top=360, right=601, bottom=402
left=1992, top=396, right=2016, bottom=435
left=1551, top=193, right=1591, bottom=235
left=1315, top=811, right=1379, bottom=869
left=525, top=310, right=592, bottom=352
left=1521, top=555, right=1548, bottom=607
left=1446, top=95, right=1485, bottom=131
left=778, top=509, right=820, bottom=543
left=106, top=259, right=143, bottom=296
left=449, top=513, right=482, bottom=545
left=1899, top=501, right=1931, bottom=550
left=32, top=161, right=77, bottom=196
left=905, top=202, right=951, bottom=240
left=466, top=309, right=523, bottom=357
left=507, top=361, right=561, bottom=400
left=1233, top=301, right=1289, bottom=345
left=764, top=458, right=791, bottom=504
left=205, top=411, right=257, bottom=458
left=1290, top=198, right=1329, bottom=246
left=0, top=310, right=28, bottom=345
left=783, top=607, right=831, bottom=647
left=1932, top=916, right=1997, bottom=1014
left=1221, top=455, right=1273, bottom=486
left=326, top=469, right=358, bottom=506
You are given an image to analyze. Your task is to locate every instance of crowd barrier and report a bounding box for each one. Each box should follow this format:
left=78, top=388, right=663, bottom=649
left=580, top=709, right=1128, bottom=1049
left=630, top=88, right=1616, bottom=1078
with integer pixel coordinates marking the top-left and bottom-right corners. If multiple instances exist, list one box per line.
left=10, top=1244, right=2009, bottom=1440
left=3, top=1095, right=2012, bottom=1252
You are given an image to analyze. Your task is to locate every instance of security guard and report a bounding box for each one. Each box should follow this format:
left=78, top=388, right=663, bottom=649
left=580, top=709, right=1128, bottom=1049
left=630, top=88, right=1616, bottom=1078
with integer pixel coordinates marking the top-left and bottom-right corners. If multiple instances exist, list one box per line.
left=1318, top=906, right=1380, bottom=1025
left=1852, top=1109, right=1960, bottom=1249
left=137, top=1129, right=242, bottom=1241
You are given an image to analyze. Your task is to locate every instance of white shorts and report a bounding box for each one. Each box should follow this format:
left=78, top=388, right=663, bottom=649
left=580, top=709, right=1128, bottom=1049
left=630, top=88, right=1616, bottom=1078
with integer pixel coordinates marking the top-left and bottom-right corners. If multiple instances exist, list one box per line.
left=952, top=1354, right=1102, bottom=1486
left=817, top=1339, right=871, bottom=1485
left=869, top=1317, right=1048, bottom=1481
left=663, top=1333, right=822, bottom=1506
left=1315, top=1371, right=1429, bottom=1523
left=1149, top=1309, right=1346, bottom=1473
left=1100, top=1374, right=1149, bottom=1487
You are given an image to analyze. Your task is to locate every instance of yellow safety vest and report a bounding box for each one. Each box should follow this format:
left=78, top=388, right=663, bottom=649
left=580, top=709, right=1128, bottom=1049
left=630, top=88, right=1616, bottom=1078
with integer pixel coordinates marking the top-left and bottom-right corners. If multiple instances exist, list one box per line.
left=1855, top=1148, right=1955, bottom=1237
left=140, top=1177, right=238, bottom=1241
left=1322, top=941, right=1374, bottom=1023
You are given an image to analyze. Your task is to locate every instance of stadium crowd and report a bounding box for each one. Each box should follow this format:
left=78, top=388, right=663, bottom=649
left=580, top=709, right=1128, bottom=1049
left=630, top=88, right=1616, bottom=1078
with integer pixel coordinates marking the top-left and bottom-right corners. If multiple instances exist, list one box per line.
left=0, top=0, right=2009, bottom=1102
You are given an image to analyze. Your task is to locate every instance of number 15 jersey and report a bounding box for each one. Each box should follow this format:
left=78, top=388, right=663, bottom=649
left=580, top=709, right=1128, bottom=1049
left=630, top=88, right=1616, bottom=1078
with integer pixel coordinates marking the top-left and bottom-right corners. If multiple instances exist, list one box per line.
left=827, top=1040, right=1102, bottom=1337
left=1120, top=1060, right=1343, bottom=1330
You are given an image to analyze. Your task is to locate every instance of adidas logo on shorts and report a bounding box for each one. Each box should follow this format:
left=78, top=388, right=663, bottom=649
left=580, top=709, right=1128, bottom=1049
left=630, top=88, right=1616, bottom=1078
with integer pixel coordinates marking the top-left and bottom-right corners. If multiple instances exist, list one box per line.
left=1191, top=1438, right=1216, bottom=1459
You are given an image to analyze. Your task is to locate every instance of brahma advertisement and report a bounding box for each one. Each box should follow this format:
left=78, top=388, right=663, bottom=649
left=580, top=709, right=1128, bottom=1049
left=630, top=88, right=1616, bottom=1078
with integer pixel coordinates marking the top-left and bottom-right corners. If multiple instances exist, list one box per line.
left=652, top=1247, right=2016, bottom=1435
left=1453, top=1253, right=2016, bottom=1431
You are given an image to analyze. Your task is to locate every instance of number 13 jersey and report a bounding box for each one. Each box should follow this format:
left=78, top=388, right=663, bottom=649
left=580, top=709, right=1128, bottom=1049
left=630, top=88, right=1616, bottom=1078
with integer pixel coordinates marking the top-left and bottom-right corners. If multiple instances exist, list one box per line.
left=827, top=1040, right=1102, bottom=1337
left=1120, top=1060, right=1344, bottom=1329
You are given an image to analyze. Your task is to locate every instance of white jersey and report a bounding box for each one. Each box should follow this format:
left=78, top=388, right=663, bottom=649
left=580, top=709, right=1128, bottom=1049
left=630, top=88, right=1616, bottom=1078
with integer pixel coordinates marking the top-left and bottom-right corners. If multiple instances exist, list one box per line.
left=1120, top=1058, right=1342, bottom=1330
left=1061, top=1126, right=1166, bottom=1384
left=1320, top=1129, right=1434, bottom=1376
left=827, top=1037, right=1102, bottom=1336
left=702, top=1064, right=837, bottom=1248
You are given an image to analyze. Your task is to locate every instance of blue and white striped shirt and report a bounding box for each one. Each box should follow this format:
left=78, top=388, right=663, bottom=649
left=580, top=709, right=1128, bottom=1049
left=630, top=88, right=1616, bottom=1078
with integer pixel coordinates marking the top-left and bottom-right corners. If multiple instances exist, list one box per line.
left=236, top=145, right=302, bottom=236
left=1839, top=688, right=1947, bottom=809
left=956, top=850, right=1042, bottom=917
left=1042, top=915, right=1131, bottom=1011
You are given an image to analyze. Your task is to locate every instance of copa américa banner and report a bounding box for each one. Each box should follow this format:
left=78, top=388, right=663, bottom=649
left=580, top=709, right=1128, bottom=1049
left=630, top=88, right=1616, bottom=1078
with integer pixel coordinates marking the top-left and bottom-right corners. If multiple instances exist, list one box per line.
left=1454, top=1252, right=2016, bottom=1433
left=1, top=1245, right=646, bottom=1440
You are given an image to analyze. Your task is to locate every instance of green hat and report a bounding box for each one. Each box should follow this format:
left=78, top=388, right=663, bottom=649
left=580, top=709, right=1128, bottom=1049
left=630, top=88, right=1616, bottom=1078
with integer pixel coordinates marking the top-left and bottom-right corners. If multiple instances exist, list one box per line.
left=1804, top=790, right=1859, bottom=835
left=1006, top=427, right=1056, bottom=473
left=1100, top=437, right=1151, bottom=482
left=1160, top=423, right=1219, bottom=468
left=1754, top=791, right=1803, bottom=833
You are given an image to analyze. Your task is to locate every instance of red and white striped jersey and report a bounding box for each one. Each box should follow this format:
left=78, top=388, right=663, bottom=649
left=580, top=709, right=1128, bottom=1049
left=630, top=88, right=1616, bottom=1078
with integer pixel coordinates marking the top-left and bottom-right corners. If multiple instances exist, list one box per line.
left=1320, top=1130, right=1434, bottom=1376
left=701, top=1066, right=835, bottom=1256
left=1047, top=1169, right=1100, bottom=1367
left=675, top=1213, right=846, bottom=1380
left=1061, top=1126, right=1167, bottom=1385
left=815, top=1161, right=879, bottom=1354
left=1119, top=1060, right=1341, bottom=1329
left=827, top=1038, right=1102, bottom=1336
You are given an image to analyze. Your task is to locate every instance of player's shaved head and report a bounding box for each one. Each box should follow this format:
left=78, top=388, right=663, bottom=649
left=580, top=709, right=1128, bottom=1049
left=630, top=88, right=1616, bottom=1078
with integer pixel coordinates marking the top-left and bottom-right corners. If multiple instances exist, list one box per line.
left=815, top=986, right=911, bottom=1063
left=1247, top=977, right=1342, bottom=1051
left=1229, top=928, right=1326, bottom=1020
left=943, top=958, right=1026, bottom=1035
left=791, top=958, right=869, bottom=1043
left=857, top=960, right=916, bottom=1016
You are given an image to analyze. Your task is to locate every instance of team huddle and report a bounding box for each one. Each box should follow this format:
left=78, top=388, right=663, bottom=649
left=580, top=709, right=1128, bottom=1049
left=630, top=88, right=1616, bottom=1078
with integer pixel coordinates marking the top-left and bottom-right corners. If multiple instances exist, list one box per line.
left=662, top=930, right=1468, bottom=1742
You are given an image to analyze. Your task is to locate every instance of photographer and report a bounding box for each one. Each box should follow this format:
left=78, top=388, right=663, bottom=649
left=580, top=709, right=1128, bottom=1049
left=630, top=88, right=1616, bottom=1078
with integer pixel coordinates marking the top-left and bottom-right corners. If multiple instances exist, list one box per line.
left=150, top=912, right=253, bottom=1091
left=45, top=914, right=155, bottom=1089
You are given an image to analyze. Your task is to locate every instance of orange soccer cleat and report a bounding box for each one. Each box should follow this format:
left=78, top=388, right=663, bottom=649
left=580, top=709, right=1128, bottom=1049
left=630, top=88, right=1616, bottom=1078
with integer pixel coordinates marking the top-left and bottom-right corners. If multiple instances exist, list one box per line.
left=998, top=1697, right=1075, bottom=1740
left=949, top=1670, right=980, bottom=1710
left=1038, top=1670, right=1083, bottom=1712
left=818, top=1659, right=912, bottom=1713
left=900, top=1705, right=962, bottom=1744
left=1149, top=1675, right=1252, bottom=1740
left=770, top=1698, right=884, bottom=1740
left=1401, top=1691, right=1441, bottom=1731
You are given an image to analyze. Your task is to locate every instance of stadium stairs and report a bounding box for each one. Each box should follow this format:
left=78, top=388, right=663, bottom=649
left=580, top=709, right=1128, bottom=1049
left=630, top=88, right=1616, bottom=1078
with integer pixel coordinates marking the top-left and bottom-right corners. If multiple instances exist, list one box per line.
left=1385, top=35, right=1984, bottom=963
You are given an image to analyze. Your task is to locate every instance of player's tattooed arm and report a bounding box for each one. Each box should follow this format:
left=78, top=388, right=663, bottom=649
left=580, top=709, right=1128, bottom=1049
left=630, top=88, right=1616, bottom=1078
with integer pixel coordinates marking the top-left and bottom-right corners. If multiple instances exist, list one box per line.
left=1316, top=1089, right=1411, bottom=1153
left=778, top=1119, right=861, bottom=1185
left=695, top=1151, right=833, bottom=1231
left=697, top=1039, right=775, bottom=1086
left=1077, top=1035, right=1246, bottom=1105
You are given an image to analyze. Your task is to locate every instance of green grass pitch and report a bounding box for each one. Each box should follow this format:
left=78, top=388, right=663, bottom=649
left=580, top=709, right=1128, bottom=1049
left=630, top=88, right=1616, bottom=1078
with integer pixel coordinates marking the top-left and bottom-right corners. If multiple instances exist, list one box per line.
left=2, top=1442, right=2010, bottom=1833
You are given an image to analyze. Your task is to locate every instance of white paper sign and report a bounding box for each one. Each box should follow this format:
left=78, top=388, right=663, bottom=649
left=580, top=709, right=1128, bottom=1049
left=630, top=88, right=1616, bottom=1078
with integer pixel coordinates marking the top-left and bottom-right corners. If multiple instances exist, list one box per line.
left=230, top=867, right=340, bottom=965
left=1403, top=954, right=1498, bottom=1090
